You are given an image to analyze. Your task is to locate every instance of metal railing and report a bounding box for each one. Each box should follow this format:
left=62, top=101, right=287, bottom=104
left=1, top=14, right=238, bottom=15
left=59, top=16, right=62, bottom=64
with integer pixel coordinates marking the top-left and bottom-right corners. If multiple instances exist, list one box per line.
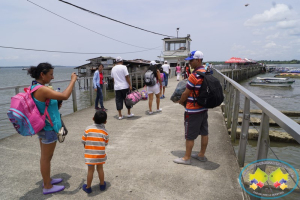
left=213, top=69, right=300, bottom=167
left=0, top=69, right=173, bottom=114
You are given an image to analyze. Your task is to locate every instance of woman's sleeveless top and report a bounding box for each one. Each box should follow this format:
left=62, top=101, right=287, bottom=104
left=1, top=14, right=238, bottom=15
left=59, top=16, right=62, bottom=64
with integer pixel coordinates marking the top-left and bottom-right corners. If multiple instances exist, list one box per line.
left=31, top=84, right=62, bottom=133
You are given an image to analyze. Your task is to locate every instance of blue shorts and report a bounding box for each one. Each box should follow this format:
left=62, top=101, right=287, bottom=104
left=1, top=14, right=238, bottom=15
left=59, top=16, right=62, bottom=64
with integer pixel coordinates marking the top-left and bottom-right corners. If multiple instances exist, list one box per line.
left=37, top=130, right=58, bottom=144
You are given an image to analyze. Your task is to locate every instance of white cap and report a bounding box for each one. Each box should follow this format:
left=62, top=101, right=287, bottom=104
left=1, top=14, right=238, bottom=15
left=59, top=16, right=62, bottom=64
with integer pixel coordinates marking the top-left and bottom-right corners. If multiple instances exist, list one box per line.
left=185, top=50, right=204, bottom=60
left=164, top=61, right=168, bottom=63
left=116, top=56, right=123, bottom=62
left=150, top=61, right=156, bottom=65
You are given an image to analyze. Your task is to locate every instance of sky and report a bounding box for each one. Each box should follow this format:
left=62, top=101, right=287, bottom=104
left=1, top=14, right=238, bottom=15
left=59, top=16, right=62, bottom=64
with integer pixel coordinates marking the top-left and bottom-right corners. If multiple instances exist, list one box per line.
left=0, top=0, right=299, bottom=66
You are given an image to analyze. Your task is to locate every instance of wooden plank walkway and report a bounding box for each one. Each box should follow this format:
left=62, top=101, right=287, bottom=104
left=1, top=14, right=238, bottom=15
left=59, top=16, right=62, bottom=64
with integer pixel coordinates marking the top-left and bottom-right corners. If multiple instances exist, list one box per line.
left=0, top=76, right=248, bottom=200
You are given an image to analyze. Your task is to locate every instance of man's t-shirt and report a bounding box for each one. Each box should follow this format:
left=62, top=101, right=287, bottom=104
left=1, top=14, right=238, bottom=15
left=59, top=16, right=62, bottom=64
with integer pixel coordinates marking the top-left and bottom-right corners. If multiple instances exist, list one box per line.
left=185, top=67, right=208, bottom=114
left=161, top=64, right=170, bottom=74
left=111, top=64, right=129, bottom=90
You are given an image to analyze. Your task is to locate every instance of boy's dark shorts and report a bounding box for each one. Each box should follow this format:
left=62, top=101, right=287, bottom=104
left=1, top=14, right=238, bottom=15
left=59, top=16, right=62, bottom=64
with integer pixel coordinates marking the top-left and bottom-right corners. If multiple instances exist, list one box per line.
left=184, top=111, right=208, bottom=140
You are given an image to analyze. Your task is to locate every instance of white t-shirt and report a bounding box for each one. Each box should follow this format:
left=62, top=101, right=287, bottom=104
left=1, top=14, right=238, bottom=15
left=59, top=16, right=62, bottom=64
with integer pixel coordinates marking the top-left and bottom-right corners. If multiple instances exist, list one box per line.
left=162, top=64, right=170, bottom=74
left=111, top=64, right=129, bottom=90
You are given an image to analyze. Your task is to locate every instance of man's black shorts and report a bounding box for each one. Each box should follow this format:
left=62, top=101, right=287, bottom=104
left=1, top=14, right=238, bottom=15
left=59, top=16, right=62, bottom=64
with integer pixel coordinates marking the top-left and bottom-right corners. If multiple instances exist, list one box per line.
left=115, top=88, right=132, bottom=110
left=184, top=111, right=208, bottom=140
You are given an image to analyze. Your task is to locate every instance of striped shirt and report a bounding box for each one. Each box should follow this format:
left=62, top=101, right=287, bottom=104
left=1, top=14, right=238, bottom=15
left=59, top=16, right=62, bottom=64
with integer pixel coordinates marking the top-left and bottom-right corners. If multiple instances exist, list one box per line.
left=185, top=67, right=208, bottom=114
left=82, top=124, right=109, bottom=165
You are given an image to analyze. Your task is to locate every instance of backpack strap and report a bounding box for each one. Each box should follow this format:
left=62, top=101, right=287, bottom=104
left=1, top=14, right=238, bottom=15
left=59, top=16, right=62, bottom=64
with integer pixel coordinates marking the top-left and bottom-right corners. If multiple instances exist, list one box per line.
left=26, top=84, right=54, bottom=127
left=192, top=70, right=206, bottom=106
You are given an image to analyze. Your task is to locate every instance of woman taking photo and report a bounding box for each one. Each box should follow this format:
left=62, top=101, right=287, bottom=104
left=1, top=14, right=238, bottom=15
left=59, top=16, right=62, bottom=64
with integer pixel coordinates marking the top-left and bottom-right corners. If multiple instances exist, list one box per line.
left=27, top=62, right=77, bottom=195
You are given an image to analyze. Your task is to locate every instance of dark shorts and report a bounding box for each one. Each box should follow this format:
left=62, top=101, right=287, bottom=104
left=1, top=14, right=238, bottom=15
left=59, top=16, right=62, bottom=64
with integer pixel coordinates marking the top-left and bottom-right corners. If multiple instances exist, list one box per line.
left=184, top=111, right=208, bottom=140
left=115, top=88, right=132, bottom=110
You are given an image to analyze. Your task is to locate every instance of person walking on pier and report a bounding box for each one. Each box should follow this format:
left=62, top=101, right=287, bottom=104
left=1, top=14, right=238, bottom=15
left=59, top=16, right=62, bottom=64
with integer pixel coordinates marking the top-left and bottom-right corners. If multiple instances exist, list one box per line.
left=93, top=64, right=107, bottom=111
left=173, top=50, right=209, bottom=165
left=82, top=110, right=109, bottom=193
left=176, top=64, right=181, bottom=81
left=184, top=63, right=191, bottom=79
left=146, top=61, right=162, bottom=114
left=111, top=56, right=134, bottom=120
left=27, top=63, right=77, bottom=194
left=161, top=61, right=170, bottom=99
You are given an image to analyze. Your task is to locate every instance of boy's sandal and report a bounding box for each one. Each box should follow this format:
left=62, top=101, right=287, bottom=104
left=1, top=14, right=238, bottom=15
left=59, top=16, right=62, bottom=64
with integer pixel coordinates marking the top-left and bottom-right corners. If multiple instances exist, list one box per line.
left=82, top=184, right=92, bottom=194
left=100, top=181, right=106, bottom=191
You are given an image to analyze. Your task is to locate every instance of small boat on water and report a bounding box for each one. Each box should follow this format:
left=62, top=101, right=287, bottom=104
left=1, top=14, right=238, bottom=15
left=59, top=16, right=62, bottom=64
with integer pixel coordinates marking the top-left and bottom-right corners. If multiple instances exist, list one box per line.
left=274, top=73, right=300, bottom=78
left=22, top=68, right=27, bottom=70
left=250, top=77, right=295, bottom=87
left=257, top=77, right=289, bottom=81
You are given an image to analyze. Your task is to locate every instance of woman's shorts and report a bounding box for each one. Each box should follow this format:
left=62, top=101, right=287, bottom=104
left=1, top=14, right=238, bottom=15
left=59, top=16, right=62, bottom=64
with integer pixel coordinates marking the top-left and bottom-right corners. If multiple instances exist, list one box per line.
left=147, top=83, right=160, bottom=95
left=37, top=130, right=58, bottom=144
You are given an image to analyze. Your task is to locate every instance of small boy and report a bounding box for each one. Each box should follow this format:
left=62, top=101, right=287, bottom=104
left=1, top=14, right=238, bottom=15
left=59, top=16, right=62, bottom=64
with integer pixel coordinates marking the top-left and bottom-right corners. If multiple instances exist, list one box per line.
left=82, top=110, right=109, bottom=193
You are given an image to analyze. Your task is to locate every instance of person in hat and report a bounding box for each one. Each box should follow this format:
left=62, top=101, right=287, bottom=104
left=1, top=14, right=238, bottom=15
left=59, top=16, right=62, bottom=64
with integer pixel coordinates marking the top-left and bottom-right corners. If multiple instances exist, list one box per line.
left=111, top=56, right=134, bottom=120
left=161, top=61, right=170, bottom=99
left=146, top=61, right=162, bottom=114
left=173, top=50, right=209, bottom=165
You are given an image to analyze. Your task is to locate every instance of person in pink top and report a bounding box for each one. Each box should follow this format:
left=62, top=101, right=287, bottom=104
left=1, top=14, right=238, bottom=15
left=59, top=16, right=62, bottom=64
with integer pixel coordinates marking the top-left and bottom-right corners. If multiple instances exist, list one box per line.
left=176, top=64, right=181, bottom=81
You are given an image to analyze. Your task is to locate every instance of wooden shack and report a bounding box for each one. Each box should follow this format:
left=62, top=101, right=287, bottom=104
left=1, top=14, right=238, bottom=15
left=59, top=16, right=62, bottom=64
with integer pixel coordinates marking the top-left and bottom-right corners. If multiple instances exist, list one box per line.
left=75, top=56, right=160, bottom=89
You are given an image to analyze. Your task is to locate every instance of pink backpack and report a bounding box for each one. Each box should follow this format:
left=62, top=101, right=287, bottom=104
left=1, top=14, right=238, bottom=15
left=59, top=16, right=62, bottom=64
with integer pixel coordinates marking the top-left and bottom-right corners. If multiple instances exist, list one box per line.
left=7, top=85, right=53, bottom=136
left=125, top=88, right=142, bottom=107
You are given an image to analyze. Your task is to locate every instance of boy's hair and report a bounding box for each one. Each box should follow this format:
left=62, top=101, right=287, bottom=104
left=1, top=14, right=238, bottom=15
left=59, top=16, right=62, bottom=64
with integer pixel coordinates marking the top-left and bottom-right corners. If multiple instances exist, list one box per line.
left=94, top=110, right=107, bottom=124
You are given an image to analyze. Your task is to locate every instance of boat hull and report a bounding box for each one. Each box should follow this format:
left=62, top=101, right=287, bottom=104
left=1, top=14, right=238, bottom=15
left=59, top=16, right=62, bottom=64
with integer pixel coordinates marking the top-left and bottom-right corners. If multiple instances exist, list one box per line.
left=249, top=82, right=293, bottom=87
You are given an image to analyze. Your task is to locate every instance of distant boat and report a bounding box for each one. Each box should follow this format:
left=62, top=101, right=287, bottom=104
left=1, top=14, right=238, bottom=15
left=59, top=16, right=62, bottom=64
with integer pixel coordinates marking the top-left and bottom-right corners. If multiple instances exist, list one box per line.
left=256, top=77, right=289, bottom=81
left=250, top=77, right=295, bottom=87
left=22, top=68, right=27, bottom=70
left=275, top=73, right=300, bottom=78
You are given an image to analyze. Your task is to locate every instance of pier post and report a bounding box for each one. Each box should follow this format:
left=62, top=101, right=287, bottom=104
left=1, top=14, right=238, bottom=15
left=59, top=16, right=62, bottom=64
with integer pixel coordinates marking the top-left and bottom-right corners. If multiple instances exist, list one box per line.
left=238, top=97, right=250, bottom=167
left=89, top=77, right=93, bottom=106
left=231, top=89, right=240, bottom=143
left=255, top=112, right=270, bottom=171
left=72, top=85, right=77, bottom=112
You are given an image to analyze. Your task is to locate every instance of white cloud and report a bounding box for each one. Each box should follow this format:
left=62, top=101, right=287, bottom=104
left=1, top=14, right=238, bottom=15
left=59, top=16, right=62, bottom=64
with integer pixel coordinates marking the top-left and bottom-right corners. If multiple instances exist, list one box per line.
left=244, top=4, right=293, bottom=27
left=231, top=44, right=245, bottom=51
left=276, top=20, right=299, bottom=29
left=252, top=40, right=262, bottom=45
left=263, top=42, right=277, bottom=49
left=266, top=33, right=279, bottom=40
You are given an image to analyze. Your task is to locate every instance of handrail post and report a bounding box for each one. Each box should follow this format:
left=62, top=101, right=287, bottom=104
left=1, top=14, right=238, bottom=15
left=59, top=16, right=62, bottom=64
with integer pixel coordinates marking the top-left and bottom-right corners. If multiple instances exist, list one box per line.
left=103, top=82, right=107, bottom=101
left=224, top=82, right=230, bottom=118
left=227, top=84, right=234, bottom=129
left=141, top=73, right=144, bottom=87
left=238, top=97, right=250, bottom=167
left=15, top=87, right=20, bottom=95
left=135, top=73, right=138, bottom=89
left=130, top=74, right=132, bottom=87
left=255, top=112, right=270, bottom=171
left=231, top=89, right=240, bottom=143
left=72, top=84, right=77, bottom=112
left=89, top=77, right=93, bottom=106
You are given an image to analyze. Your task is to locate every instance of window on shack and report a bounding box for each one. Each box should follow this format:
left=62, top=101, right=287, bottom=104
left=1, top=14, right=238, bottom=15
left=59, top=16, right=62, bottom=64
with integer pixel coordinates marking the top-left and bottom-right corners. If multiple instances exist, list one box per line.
left=165, top=41, right=186, bottom=51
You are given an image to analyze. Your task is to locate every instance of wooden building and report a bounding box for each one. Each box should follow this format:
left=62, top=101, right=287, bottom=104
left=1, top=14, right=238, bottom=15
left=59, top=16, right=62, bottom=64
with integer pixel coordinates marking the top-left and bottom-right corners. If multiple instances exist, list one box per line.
left=159, top=34, right=192, bottom=67
left=74, top=56, right=158, bottom=89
